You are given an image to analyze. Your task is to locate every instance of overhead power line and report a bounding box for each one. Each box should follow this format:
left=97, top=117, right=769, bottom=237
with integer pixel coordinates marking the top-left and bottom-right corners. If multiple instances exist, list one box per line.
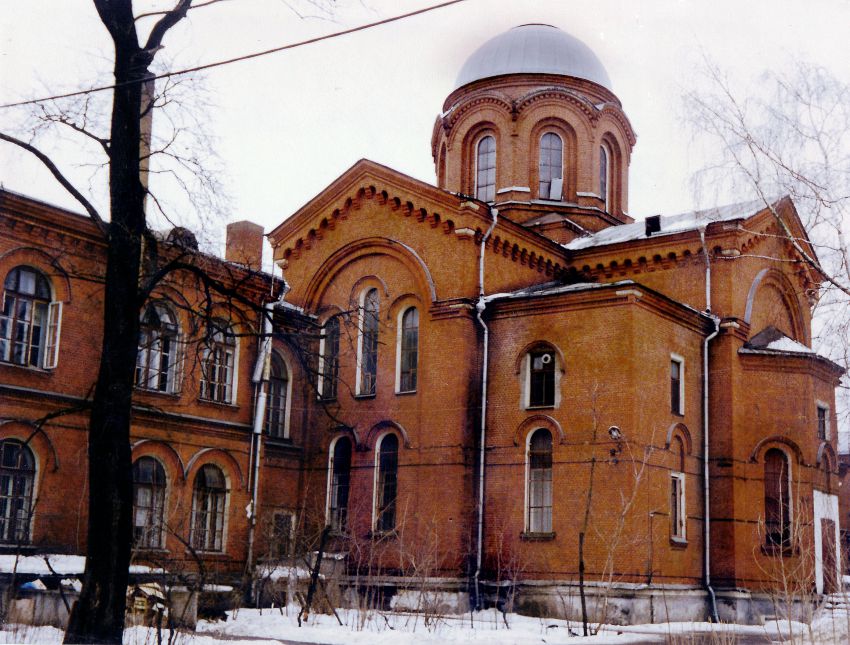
left=1, top=0, right=469, bottom=110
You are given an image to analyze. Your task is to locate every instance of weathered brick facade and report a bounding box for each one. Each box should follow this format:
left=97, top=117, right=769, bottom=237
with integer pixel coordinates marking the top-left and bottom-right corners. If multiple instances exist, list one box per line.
left=0, top=23, right=843, bottom=625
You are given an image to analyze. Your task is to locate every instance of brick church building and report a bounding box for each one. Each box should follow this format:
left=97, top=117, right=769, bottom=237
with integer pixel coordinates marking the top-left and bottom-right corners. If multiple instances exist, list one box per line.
left=0, top=24, right=844, bottom=624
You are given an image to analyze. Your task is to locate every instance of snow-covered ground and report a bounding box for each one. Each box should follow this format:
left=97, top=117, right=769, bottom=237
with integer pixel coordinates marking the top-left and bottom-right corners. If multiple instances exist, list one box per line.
left=1, top=606, right=849, bottom=644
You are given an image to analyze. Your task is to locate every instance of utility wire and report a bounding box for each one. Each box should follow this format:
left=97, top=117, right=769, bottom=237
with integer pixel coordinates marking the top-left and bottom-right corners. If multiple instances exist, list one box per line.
left=0, top=0, right=469, bottom=110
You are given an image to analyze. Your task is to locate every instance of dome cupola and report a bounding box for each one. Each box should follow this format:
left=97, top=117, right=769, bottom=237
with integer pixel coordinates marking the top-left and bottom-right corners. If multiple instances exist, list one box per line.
left=454, top=24, right=612, bottom=91
left=433, top=24, right=636, bottom=244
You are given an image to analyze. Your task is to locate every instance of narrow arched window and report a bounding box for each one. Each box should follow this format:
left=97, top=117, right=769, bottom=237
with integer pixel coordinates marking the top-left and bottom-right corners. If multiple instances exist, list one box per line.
left=764, top=448, right=790, bottom=547
left=527, top=429, right=553, bottom=534
left=528, top=349, right=556, bottom=408
left=600, top=143, right=611, bottom=212
left=0, top=440, right=35, bottom=544
left=132, top=457, right=166, bottom=549
left=1, top=266, right=61, bottom=369
left=200, top=319, right=237, bottom=404
left=136, top=303, right=179, bottom=393
left=398, top=307, right=418, bottom=393
left=328, top=437, right=352, bottom=532
left=191, top=464, right=227, bottom=551
left=475, top=135, right=496, bottom=202
left=539, top=133, right=563, bottom=199
left=265, top=354, right=289, bottom=439
left=670, top=436, right=686, bottom=539
left=319, top=317, right=340, bottom=400
left=375, top=434, right=399, bottom=533
left=358, top=289, right=380, bottom=396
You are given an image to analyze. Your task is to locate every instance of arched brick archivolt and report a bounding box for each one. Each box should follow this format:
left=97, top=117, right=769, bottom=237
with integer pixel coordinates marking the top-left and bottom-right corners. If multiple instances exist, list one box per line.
left=749, top=435, right=804, bottom=465
left=816, top=442, right=837, bottom=469
left=665, top=422, right=693, bottom=455
left=184, top=448, right=245, bottom=491
left=744, top=268, right=807, bottom=343
left=364, top=420, right=412, bottom=449
left=303, top=237, right=437, bottom=312
left=513, top=341, right=566, bottom=375
left=0, top=246, right=74, bottom=303
left=131, top=438, right=187, bottom=483
left=0, top=420, right=59, bottom=473
left=513, top=414, right=566, bottom=446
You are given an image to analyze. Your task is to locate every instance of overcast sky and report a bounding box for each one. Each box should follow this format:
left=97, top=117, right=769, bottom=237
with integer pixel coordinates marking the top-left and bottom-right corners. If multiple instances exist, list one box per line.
left=2, top=0, right=849, bottom=252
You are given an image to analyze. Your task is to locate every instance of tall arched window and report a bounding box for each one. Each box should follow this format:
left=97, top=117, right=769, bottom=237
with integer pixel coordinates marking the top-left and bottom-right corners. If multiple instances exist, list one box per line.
left=539, top=133, right=563, bottom=199
left=319, top=316, right=340, bottom=400
left=375, top=433, right=399, bottom=533
left=327, top=437, right=352, bottom=532
left=397, top=307, right=419, bottom=393
left=527, top=429, right=553, bottom=534
left=200, top=319, right=237, bottom=404
left=191, top=464, right=227, bottom=551
left=0, top=440, right=35, bottom=544
left=136, top=303, right=179, bottom=393
left=265, top=354, right=289, bottom=439
left=358, top=289, right=380, bottom=396
left=1, top=266, right=62, bottom=369
left=600, top=143, right=611, bottom=212
left=132, top=457, right=166, bottom=549
left=764, top=448, right=790, bottom=547
left=475, top=135, right=496, bottom=202
left=670, top=436, right=686, bottom=539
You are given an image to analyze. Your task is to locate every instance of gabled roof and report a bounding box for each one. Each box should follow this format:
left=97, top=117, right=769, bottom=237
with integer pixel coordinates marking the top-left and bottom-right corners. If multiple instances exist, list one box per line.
left=564, top=196, right=784, bottom=251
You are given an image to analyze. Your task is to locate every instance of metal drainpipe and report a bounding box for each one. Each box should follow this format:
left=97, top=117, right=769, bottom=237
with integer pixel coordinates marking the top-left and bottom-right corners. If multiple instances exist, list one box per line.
left=245, top=276, right=290, bottom=575
left=473, top=206, right=498, bottom=610
left=699, top=228, right=721, bottom=622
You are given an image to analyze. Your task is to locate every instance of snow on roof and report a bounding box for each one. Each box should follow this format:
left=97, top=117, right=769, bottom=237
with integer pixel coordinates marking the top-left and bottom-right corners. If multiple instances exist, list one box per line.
left=485, top=279, right=634, bottom=303
left=764, top=336, right=816, bottom=354
left=0, top=554, right=163, bottom=576
left=564, top=197, right=779, bottom=251
left=739, top=327, right=842, bottom=371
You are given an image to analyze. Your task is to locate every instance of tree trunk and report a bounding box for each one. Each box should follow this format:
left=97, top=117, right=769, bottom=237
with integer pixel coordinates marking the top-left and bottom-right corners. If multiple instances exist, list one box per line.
left=64, top=14, right=149, bottom=643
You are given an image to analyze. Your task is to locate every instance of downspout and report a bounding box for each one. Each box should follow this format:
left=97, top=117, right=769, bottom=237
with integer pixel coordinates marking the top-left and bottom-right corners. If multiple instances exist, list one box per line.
left=246, top=275, right=290, bottom=574
left=473, top=206, right=498, bottom=609
left=699, top=227, right=721, bottom=622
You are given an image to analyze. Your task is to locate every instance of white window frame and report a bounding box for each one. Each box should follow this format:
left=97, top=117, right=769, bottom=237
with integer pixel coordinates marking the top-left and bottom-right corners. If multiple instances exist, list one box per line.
left=524, top=429, right=553, bottom=534
left=600, top=142, right=612, bottom=212
left=372, top=432, right=399, bottom=533
left=670, top=353, right=685, bottom=416
left=325, top=436, right=352, bottom=531
left=190, top=464, right=230, bottom=553
left=132, top=456, right=168, bottom=551
left=816, top=401, right=830, bottom=441
left=521, top=349, right=560, bottom=410
left=671, top=471, right=686, bottom=540
left=1, top=267, right=62, bottom=369
left=199, top=322, right=240, bottom=405
left=355, top=288, right=379, bottom=397
left=265, top=353, right=292, bottom=439
left=538, top=132, right=564, bottom=200
left=136, top=304, right=181, bottom=394
left=317, top=316, right=340, bottom=401
left=395, top=306, right=419, bottom=394
left=475, top=134, right=497, bottom=203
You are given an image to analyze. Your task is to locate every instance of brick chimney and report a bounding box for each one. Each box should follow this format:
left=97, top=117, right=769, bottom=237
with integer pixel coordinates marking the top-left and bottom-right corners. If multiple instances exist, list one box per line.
left=225, top=220, right=264, bottom=268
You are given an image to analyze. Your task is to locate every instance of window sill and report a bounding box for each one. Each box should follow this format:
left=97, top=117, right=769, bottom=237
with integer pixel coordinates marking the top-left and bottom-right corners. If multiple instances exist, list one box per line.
left=368, top=530, right=397, bottom=540
left=185, top=549, right=230, bottom=559
left=525, top=404, right=555, bottom=411
left=521, top=531, right=556, bottom=542
left=0, top=361, right=52, bottom=375
left=264, top=437, right=297, bottom=450
left=354, top=393, right=376, bottom=400
left=761, top=543, right=798, bottom=557
left=670, top=536, right=688, bottom=549
left=135, top=387, right=180, bottom=398
left=395, top=389, right=417, bottom=396
left=132, top=547, right=170, bottom=555
left=198, top=398, right=239, bottom=408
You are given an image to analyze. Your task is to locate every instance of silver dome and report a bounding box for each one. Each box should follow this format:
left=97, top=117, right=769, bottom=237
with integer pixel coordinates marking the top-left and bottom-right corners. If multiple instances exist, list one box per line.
left=454, top=24, right=612, bottom=91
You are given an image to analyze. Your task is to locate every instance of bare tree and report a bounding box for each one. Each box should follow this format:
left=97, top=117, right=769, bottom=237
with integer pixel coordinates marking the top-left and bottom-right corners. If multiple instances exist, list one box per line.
left=0, top=2, right=339, bottom=642
left=683, top=59, right=850, bottom=432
